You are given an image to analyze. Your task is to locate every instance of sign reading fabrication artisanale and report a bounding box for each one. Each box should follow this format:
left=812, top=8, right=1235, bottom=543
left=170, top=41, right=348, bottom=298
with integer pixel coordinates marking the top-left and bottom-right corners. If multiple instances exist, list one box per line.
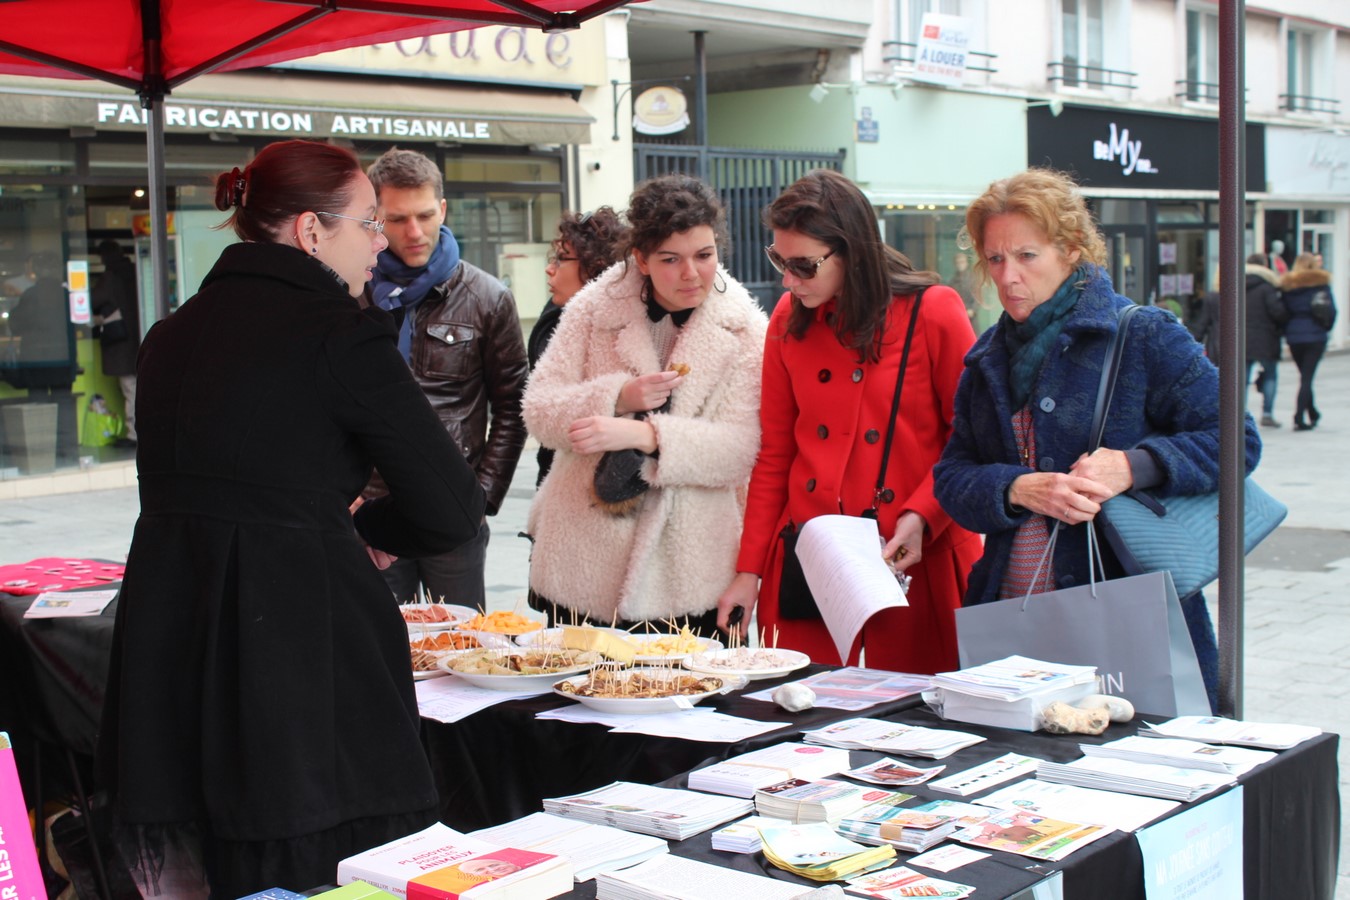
left=94, top=100, right=493, bottom=141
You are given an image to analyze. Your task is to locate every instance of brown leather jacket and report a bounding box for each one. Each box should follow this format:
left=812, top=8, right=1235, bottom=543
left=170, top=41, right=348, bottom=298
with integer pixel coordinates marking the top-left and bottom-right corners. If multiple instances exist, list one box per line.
left=366, top=261, right=528, bottom=515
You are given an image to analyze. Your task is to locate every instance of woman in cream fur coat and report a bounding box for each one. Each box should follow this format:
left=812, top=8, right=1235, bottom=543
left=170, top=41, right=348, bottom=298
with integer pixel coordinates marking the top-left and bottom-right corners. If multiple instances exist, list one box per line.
left=524, top=174, right=767, bottom=632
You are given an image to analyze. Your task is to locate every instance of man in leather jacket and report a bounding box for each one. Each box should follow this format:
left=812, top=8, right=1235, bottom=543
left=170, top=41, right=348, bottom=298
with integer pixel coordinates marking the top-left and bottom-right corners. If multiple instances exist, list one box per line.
left=366, top=148, right=528, bottom=607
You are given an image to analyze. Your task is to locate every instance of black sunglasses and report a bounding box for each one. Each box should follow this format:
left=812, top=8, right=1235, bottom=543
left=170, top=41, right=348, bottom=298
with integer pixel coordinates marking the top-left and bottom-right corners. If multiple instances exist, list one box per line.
left=764, top=245, right=835, bottom=280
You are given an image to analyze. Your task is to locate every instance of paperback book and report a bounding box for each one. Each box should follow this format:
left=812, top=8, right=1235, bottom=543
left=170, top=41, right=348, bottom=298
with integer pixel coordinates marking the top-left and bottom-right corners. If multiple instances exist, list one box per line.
left=336, top=823, right=571, bottom=900
left=753, top=778, right=897, bottom=824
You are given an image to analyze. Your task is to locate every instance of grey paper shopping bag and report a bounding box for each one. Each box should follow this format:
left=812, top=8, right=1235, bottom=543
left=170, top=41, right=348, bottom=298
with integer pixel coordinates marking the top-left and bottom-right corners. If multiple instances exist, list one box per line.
left=955, top=570, right=1210, bottom=717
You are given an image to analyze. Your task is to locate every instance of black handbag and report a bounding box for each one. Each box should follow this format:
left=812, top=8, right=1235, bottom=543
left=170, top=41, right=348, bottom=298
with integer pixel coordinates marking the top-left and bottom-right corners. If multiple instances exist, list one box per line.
left=94, top=308, right=130, bottom=344
left=591, top=397, right=670, bottom=516
left=778, top=290, right=925, bottom=620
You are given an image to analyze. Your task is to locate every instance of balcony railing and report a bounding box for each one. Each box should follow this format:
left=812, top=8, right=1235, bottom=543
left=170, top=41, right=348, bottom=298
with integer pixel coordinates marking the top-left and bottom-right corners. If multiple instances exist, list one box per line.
left=1047, top=61, right=1136, bottom=91
left=1175, top=79, right=1219, bottom=103
left=883, top=41, right=998, bottom=76
left=1280, top=93, right=1340, bottom=115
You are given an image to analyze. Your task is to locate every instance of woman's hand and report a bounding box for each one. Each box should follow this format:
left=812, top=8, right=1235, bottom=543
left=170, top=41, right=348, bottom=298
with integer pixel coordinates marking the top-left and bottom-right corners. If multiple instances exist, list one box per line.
left=567, top=416, right=657, bottom=455
left=616, top=371, right=684, bottom=415
left=881, top=511, right=927, bottom=573
left=1009, top=471, right=1115, bottom=525
left=1068, top=447, right=1134, bottom=497
left=364, top=545, right=398, bottom=570
left=716, top=572, right=760, bottom=639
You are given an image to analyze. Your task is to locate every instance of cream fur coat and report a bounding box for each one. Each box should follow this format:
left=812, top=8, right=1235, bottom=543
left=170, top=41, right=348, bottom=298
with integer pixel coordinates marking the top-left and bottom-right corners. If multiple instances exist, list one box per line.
left=523, top=261, right=767, bottom=623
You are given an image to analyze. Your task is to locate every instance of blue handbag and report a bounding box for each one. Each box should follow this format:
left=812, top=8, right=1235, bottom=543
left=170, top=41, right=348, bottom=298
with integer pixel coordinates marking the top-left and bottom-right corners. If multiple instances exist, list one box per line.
left=1088, top=305, right=1288, bottom=598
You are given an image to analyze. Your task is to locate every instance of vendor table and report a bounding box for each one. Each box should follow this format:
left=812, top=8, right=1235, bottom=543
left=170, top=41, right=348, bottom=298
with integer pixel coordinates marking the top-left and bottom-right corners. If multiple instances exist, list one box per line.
left=3, top=594, right=1339, bottom=900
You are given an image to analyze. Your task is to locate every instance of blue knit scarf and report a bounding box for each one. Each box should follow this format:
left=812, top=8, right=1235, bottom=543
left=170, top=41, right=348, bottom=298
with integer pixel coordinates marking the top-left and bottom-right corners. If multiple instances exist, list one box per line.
left=1004, top=266, right=1089, bottom=411
left=371, top=224, right=460, bottom=362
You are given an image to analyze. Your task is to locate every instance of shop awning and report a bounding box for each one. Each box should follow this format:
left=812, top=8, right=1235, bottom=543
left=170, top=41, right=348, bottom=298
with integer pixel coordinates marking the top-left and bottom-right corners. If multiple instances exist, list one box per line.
left=0, top=70, right=594, bottom=147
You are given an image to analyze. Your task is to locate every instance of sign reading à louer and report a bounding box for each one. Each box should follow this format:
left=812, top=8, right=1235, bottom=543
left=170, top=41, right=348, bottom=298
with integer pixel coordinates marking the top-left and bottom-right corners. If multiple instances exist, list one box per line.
left=95, top=100, right=494, bottom=140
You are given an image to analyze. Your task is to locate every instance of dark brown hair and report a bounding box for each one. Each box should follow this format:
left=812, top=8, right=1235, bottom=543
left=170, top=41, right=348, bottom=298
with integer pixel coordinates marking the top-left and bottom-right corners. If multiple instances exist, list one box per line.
left=214, top=140, right=363, bottom=243
left=554, top=207, right=630, bottom=282
left=623, top=174, right=728, bottom=260
left=766, top=169, right=937, bottom=363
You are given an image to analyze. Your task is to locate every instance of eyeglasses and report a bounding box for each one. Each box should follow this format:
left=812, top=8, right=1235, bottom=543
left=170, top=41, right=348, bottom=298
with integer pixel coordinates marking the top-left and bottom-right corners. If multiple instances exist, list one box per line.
left=547, top=254, right=578, bottom=266
left=764, top=245, right=835, bottom=280
left=316, top=211, right=386, bottom=236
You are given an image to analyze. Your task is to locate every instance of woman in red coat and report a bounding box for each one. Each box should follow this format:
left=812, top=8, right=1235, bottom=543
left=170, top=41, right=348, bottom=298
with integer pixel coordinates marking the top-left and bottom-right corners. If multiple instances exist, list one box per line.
left=717, top=171, right=981, bottom=672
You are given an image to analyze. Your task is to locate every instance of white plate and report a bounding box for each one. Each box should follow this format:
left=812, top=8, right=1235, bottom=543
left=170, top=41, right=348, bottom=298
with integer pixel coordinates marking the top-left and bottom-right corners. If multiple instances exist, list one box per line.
left=401, top=603, right=476, bottom=631
left=551, top=667, right=744, bottom=714
left=436, top=652, right=598, bottom=691
left=515, top=626, right=630, bottom=649
left=682, top=648, right=811, bottom=681
left=628, top=633, right=724, bottom=663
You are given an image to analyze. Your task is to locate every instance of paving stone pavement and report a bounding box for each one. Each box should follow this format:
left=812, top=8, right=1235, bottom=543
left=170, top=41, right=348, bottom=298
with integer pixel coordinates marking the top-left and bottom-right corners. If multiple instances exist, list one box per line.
left=3, top=352, right=1347, bottom=896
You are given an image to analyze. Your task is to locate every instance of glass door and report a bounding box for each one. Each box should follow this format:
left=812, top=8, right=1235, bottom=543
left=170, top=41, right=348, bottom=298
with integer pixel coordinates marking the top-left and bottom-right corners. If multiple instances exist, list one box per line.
left=1102, top=226, right=1146, bottom=306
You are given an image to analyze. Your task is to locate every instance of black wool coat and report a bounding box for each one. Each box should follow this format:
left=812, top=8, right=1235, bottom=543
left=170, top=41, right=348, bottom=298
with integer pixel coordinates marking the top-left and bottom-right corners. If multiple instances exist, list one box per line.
left=99, top=242, right=485, bottom=841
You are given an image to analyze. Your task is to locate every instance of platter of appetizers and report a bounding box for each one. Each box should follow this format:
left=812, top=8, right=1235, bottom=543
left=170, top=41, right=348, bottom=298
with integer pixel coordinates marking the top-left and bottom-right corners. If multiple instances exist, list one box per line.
left=437, top=647, right=600, bottom=690
left=552, top=666, right=744, bottom=714
left=400, top=602, right=475, bottom=631
left=453, top=610, right=545, bottom=636
left=628, top=628, right=724, bottom=663
left=682, top=647, right=811, bottom=681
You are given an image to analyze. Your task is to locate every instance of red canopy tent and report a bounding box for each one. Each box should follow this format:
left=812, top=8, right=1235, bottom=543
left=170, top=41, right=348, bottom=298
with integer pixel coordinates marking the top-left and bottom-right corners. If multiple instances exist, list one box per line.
left=0, top=0, right=634, bottom=318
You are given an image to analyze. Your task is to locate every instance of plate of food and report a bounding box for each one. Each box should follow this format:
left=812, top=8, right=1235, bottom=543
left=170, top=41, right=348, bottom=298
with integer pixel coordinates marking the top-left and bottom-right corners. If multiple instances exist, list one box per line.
left=453, top=610, right=545, bottom=637
left=515, top=625, right=632, bottom=649
left=409, top=631, right=515, bottom=680
left=401, top=603, right=475, bottom=631
left=437, top=647, right=601, bottom=690
left=682, top=647, right=811, bottom=681
left=552, top=667, right=745, bottom=714
left=628, top=629, right=723, bottom=663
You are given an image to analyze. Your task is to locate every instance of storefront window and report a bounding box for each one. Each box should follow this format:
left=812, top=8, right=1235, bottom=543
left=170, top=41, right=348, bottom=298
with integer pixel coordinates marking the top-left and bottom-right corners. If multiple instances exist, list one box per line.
left=1157, top=201, right=1205, bottom=224
left=0, top=139, right=75, bottom=175
left=446, top=191, right=563, bottom=322
left=445, top=155, right=561, bottom=183
left=1093, top=199, right=1146, bottom=226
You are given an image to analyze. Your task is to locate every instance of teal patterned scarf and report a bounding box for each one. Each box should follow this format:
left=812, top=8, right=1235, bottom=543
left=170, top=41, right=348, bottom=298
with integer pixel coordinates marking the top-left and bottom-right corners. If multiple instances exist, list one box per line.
left=1004, top=266, right=1088, bottom=411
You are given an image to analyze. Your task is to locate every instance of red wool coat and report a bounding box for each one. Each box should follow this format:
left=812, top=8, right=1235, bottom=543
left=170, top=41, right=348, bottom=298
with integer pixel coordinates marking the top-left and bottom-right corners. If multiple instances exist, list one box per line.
left=736, top=287, right=982, bottom=672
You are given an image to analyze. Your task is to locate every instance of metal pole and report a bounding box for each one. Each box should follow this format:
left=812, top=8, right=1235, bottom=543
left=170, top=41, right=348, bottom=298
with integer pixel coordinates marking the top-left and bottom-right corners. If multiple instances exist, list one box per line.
left=146, top=98, right=170, bottom=322
left=692, top=30, right=708, bottom=179
left=1217, top=0, right=1245, bottom=718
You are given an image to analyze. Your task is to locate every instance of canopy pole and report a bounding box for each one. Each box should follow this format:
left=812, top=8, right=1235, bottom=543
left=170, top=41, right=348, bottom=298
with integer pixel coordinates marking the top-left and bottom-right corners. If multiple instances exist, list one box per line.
left=142, top=0, right=171, bottom=322
left=1217, top=0, right=1246, bottom=718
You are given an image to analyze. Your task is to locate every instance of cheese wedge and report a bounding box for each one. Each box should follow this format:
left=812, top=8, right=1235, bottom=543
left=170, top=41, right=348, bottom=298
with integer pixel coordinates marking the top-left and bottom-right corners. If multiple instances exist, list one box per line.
left=562, top=626, right=638, bottom=664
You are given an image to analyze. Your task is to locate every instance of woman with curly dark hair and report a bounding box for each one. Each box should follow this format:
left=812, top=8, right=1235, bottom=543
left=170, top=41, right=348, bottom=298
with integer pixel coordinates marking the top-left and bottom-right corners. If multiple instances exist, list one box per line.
left=523, top=174, right=767, bottom=632
left=527, top=207, right=629, bottom=483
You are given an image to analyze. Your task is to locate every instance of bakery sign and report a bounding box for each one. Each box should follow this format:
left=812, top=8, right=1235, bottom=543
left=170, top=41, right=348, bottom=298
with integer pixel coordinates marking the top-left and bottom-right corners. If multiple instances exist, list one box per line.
left=94, top=100, right=493, bottom=141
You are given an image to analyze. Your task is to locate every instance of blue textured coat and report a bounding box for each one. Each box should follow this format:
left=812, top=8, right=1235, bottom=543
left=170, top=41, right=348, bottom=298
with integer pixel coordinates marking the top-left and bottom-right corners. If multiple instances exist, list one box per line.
left=934, top=266, right=1262, bottom=607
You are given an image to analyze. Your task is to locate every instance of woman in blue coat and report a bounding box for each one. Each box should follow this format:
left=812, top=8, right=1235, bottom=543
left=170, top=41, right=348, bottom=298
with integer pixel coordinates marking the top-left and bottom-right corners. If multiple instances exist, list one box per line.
left=934, top=169, right=1261, bottom=711
left=1280, top=252, right=1337, bottom=430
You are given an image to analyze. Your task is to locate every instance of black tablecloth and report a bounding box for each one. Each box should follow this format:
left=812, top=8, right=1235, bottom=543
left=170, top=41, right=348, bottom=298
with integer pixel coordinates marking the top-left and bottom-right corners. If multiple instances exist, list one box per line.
left=425, top=664, right=923, bottom=832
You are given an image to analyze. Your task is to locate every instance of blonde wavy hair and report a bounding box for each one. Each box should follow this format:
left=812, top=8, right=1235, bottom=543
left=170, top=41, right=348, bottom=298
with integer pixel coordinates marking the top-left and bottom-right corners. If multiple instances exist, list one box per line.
left=963, top=168, right=1108, bottom=283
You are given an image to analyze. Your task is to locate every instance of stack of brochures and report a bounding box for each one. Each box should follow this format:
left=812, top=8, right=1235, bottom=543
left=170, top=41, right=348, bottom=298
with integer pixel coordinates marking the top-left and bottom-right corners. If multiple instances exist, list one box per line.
left=952, top=809, right=1114, bottom=862
left=930, top=655, right=1099, bottom=732
left=802, top=717, right=985, bottom=759
left=846, top=866, right=977, bottom=899
left=594, top=855, right=806, bottom=900
left=687, top=742, right=851, bottom=798
left=1083, top=734, right=1274, bottom=776
left=758, top=822, right=897, bottom=881
left=837, top=797, right=960, bottom=852
left=471, top=812, right=668, bottom=883
left=753, top=779, right=897, bottom=824
left=974, top=780, right=1179, bottom=833
left=709, top=815, right=792, bottom=853
left=1140, top=715, right=1322, bottom=750
left=928, top=752, right=1040, bottom=796
left=542, top=782, right=752, bottom=840
left=1037, top=756, right=1235, bottom=801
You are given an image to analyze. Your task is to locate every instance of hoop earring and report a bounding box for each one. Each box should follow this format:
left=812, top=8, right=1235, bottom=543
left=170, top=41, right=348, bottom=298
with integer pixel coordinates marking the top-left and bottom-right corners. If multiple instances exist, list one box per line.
left=714, top=271, right=727, bottom=294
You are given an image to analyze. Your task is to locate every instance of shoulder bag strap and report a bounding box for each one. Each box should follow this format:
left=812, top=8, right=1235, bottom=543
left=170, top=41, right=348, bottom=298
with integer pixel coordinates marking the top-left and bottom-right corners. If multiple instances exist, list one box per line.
left=867, top=287, right=925, bottom=516
left=1088, top=303, right=1142, bottom=452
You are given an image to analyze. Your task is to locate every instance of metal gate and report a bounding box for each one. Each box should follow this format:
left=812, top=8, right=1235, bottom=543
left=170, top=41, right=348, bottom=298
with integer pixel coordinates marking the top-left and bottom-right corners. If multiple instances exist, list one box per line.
left=634, top=145, right=846, bottom=310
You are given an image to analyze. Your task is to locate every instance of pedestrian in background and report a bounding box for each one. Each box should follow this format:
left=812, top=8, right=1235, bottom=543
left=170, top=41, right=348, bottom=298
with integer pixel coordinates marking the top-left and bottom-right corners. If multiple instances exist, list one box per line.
left=524, top=174, right=766, bottom=633
left=718, top=169, right=980, bottom=672
left=1281, top=252, right=1338, bottom=431
left=1242, top=253, right=1288, bottom=428
left=365, top=148, right=529, bottom=607
left=91, top=238, right=141, bottom=446
left=528, top=207, right=629, bottom=485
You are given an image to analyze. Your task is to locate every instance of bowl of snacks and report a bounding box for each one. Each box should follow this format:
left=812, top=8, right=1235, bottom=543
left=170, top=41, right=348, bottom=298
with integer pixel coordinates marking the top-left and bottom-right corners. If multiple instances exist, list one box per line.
left=628, top=627, right=723, bottom=663
left=454, top=610, right=545, bottom=636
left=553, top=666, right=744, bottom=714
left=437, top=647, right=600, bottom=690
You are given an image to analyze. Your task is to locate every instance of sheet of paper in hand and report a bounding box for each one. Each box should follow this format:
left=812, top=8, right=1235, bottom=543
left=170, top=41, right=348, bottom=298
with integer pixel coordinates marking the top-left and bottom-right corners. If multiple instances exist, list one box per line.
left=796, top=515, right=907, bottom=664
